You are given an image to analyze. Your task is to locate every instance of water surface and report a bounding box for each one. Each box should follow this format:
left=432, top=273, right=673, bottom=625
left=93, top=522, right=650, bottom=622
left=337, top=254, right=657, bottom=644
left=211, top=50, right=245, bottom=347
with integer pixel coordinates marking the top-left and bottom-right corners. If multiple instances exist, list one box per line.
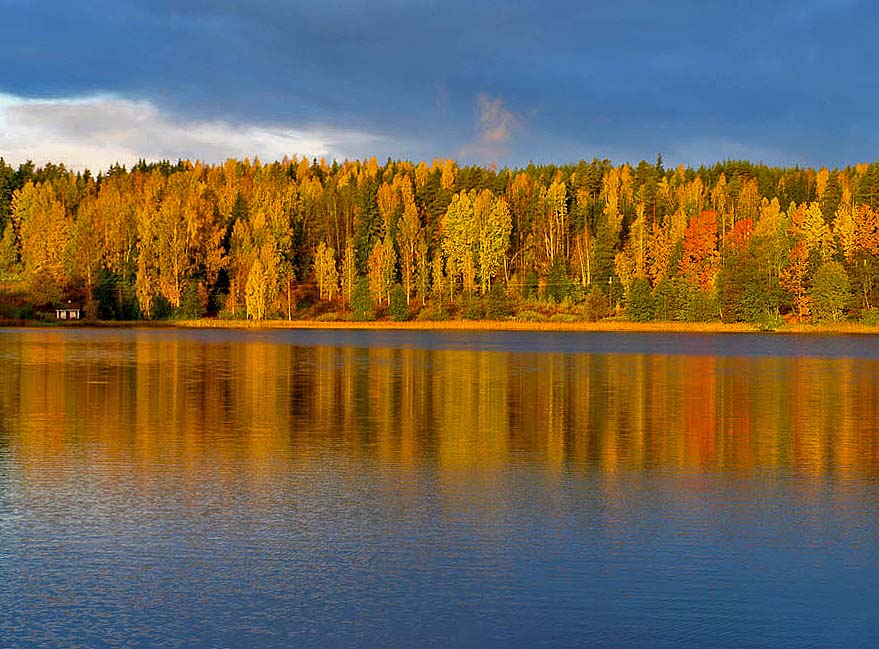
left=1, top=327, right=878, bottom=647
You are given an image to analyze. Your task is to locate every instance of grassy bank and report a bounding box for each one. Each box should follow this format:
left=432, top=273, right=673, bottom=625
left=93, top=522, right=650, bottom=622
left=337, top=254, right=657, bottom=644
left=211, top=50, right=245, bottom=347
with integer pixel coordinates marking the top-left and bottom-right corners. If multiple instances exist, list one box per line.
left=6, top=316, right=879, bottom=335
left=172, top=318, right=759, bottom=333
left=178, top=319, right=879, bottom=334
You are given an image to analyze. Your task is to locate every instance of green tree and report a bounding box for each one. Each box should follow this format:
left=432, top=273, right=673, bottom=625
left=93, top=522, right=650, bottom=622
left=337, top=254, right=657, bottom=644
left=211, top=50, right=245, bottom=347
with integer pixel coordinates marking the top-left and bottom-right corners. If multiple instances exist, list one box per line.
left=388, top=283, right=408, bottom=321
left=716, top=248, right=783, bottom=324
left=545, top=259, right=574, bottom=303
left=810, top=260, right=850, bottom=322
left=350, top=277, right=376, bottom=321
left=484, top=283, right=514, bottom=319
left=625, top=278, right=653, bottom=321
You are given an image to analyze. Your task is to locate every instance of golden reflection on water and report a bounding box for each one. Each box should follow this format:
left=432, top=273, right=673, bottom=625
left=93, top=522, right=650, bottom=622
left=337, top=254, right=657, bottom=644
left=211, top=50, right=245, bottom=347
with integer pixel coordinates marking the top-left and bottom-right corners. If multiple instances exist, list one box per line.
left=2, top=330, right=879, bottom=486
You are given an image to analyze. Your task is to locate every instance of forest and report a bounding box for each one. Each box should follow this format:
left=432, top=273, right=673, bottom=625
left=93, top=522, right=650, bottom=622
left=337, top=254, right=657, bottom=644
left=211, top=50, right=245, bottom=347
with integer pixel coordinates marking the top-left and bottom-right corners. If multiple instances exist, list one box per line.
left=2, top=154, right=879, bottom=326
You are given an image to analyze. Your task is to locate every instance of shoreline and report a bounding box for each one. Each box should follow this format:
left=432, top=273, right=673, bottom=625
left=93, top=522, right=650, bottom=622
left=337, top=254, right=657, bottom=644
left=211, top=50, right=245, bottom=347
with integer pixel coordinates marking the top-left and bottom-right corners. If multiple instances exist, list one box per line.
left=3, top=317, right=879, bottom=335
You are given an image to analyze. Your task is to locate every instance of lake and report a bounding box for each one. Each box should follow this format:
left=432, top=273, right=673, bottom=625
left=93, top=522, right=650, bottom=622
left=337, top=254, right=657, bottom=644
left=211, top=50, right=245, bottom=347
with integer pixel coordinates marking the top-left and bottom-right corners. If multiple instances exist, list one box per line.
left=1, top=327, right=878, bottom=647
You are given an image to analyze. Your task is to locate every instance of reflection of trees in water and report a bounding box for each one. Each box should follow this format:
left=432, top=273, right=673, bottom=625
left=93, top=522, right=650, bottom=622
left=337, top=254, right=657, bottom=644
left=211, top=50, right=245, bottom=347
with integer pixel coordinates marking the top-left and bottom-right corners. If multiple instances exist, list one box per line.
left=4, top=331, right=879, bottom=480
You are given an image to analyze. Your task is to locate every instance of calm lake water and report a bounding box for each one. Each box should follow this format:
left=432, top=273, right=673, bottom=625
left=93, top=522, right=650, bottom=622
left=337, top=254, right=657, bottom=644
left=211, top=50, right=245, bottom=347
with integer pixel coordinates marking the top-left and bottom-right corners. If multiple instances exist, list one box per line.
left=2, top=327, right=879, bottom=648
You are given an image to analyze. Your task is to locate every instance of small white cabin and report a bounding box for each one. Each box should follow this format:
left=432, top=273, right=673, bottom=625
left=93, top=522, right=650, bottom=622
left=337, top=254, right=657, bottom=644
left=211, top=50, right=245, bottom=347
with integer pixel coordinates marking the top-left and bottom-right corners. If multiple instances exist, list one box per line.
left=56, top=308, right=81, bottom=320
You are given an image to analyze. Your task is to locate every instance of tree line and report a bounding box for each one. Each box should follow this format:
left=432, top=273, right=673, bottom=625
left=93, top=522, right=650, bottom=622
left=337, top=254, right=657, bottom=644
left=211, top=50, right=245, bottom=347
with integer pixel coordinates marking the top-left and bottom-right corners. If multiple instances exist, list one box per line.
left=2, top=154, right=879, bottom=325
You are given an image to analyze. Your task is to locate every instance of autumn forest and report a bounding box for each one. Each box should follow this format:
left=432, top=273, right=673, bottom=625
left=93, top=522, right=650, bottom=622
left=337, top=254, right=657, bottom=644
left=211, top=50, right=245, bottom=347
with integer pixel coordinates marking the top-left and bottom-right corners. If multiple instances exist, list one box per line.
left=2, top=155, right=879, bottom=326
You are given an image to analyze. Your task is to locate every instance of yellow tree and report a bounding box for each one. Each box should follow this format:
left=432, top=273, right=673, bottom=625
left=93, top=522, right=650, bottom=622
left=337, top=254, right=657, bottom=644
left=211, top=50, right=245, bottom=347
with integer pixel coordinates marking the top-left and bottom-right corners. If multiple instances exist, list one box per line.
left=505, top=172, right=537, bottom=281
left=227, top=218, right=256, bottom=314
left=475, top=192, right=512, bottom=294
left=674, top=173, right=704, bottom=219
left=647, top=207, right=687, bottom=286
left=415, top=237, right=430, bottom=304
left=834, top=202, right=857, bottom=262
left=711, top=173, right=731, bottom=248
left=792, top=202, right=834, bottom=259
left=136, top=169, right=225, bottom=314
left=244, top=243, right=279, bottom=320
left=441, top=190, right=477, bottom=293
left=538, top=180, right=567, bottom=269
left=751, top=197, right=789, bottom=283
left=780, top=241, right=811, bottom=321
left=854, top=205, right=879, bottom=256
left=592, top=166, right=633, bottom=284
left=440, top=188, right=511, bottom=295
left=735, top=177, right=760, bottom=224
left=396, top=176, right=422, bottom=303
left=134, top=171, right=167, bottom=317
left=414, top=161, right=430, bottom=191
left=70, top=195, right=103, bottom=306
left=0, top=220, right=19, bottom=279
left=440, top=159, right=457, bottom=191
left=341, top=239, right=356, bottom=305
left=846, top=204, right=879, bottom=309
left=314, top=241, right=339, bottom=301
left=376, top=181, right=401, bottom=235
left=616, top=196, right=649, bottom=290
left=815, top=168, right=830, bottom=201
left=95, top=176, right=138, bottom=278
left=253, top=174, right=297, bottom=318
left=367, top=237, right=396, bottom=304
left=245, top=257, right=268, bottom=320
left=431, top=250, right=447, bottom=301
left=572, top=188, right=593, bottom=287
left=12, top=181, right=72, bottom=302
left=614, top=250, right=634, bottom=293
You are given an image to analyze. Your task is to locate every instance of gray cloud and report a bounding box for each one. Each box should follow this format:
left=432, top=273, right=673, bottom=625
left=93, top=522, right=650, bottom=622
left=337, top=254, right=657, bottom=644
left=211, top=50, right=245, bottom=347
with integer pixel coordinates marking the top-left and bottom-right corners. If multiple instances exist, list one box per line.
left=3, top=1, right=879, bottom=168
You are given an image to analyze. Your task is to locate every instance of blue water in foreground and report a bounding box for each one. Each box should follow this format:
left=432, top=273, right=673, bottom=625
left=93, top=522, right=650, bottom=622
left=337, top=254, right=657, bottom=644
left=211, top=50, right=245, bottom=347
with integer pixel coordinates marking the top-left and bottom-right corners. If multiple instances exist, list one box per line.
left=1, top=328, right=878, bottom=647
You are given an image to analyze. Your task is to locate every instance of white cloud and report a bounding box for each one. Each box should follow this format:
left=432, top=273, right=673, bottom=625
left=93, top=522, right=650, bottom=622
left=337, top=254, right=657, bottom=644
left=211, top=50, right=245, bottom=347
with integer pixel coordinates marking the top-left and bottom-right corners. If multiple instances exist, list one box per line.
left=459, top=93, right=522, bottom=163
left=0, top=93, right=382, bottom=171
left=475, top=94, right=518, bottom=145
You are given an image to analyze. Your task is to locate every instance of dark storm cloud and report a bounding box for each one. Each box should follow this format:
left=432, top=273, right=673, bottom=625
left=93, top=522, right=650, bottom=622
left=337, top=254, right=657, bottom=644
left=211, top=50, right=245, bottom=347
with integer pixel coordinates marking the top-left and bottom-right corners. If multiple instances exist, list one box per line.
left=1, top=0, right=877, bottom=167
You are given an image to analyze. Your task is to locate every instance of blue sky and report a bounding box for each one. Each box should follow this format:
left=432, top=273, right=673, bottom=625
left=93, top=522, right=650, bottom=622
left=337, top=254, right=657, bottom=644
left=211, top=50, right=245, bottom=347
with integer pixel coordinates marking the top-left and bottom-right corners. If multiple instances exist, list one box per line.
left=1, top=0, right=877, bottom=171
